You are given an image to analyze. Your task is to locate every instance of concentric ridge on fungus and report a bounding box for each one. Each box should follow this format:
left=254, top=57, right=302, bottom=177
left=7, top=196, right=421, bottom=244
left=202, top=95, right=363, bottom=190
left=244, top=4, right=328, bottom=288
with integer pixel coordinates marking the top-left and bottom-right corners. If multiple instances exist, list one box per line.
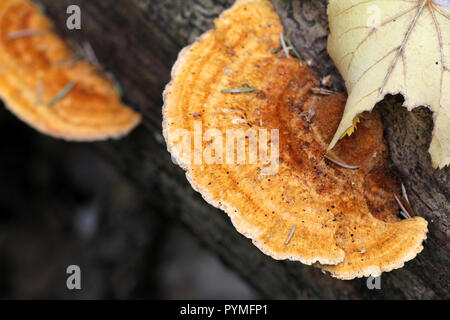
left=162, top=0, right=428, bottom=279
left=0, top=0, right=141, bottom=141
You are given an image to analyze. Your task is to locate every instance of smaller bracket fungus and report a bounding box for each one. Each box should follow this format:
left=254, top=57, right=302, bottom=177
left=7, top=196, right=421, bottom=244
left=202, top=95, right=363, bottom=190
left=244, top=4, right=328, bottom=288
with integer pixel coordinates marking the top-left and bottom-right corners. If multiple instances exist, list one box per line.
left=163, top=0, right=428, bottom=279
left=0, top=0, right=141, bottom=141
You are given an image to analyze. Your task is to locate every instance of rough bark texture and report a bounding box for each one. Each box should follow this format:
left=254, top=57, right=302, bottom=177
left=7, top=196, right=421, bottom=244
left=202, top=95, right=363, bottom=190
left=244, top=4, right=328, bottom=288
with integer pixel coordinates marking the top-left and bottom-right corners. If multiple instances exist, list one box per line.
left=33, top=0, right=449, bottom=299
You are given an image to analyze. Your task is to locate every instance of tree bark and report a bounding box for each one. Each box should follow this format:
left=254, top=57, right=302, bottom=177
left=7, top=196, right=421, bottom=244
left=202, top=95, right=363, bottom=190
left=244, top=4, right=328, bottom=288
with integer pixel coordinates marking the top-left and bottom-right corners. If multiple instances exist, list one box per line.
left=35, top=0, right=449, bottom=299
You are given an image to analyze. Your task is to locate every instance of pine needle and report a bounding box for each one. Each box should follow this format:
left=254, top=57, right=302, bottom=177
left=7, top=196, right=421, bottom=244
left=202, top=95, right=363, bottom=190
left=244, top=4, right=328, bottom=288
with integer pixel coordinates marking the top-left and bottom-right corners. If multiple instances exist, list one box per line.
left=395, top=194, right=412, bottom=219
left=324, top=154, right=359, bottom=170
left=284, top=37, right=302, bottom=61
left=47, top=81, right=77, bottom=107
left=280, top=32, right=290, bottom=59
left=401, top=183, right=410, bottom=204
left=285, top=224, right=296, bottom=245
left=401, top=197, right=416, bottom=217
left=7, top=29, right=46, bottom=40
left=312, top=87, right=335, bottom=95
left=221, top=88, right=257, bottom=93
left=82, top=42, right=101, bottom=68
left=279, top=33, right=303, bottom=61
left=35, top=82, right=44, bottom=106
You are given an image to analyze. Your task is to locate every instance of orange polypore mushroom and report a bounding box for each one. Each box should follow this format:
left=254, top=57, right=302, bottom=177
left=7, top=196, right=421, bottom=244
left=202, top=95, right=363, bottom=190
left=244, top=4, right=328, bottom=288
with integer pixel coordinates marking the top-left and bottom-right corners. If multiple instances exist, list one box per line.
left=0, top=0, right=141, bottom=141
left=163, top=0, right=428, bottom=279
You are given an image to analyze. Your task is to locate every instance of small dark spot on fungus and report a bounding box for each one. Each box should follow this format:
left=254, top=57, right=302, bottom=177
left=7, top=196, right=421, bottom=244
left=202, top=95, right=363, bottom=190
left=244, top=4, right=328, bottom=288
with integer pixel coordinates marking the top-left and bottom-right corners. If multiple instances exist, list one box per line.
left=256, top=90, right=266, bottom=99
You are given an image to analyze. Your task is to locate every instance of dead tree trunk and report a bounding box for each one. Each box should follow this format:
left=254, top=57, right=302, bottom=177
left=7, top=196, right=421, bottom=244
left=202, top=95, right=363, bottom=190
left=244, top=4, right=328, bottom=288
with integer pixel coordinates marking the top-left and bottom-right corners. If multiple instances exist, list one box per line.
left=36, top=0, right=449, bottom=299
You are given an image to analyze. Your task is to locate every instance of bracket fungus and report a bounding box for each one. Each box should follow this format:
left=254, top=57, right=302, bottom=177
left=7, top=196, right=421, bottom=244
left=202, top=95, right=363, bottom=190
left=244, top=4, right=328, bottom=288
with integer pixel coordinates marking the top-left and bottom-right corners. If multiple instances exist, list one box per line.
left=163, top=0, right=428, bottom=279
left=0, top=0, right=141, bottom=141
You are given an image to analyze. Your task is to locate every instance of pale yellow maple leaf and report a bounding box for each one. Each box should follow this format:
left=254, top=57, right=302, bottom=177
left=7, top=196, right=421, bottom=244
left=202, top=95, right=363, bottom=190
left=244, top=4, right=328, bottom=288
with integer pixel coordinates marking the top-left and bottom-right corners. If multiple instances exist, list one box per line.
left=327, top=0, right=449, bottom=168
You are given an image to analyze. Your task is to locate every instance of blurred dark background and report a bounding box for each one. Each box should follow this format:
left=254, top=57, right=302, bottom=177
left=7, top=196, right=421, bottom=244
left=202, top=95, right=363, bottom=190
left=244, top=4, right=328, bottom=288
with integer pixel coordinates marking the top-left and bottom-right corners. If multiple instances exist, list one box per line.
left=0, top=103, right=259, bottom=299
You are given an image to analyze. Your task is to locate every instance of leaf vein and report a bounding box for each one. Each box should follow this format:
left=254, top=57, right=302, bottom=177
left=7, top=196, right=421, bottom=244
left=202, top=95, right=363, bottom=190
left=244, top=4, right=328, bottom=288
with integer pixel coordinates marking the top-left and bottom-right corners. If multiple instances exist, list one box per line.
left=344, top=5, right=418, bottom=73
left=378, top=0, right=427, bottom=97
left=429, top=2, right=445, bottom=106
left=331, top=0, right=419, bottom=19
